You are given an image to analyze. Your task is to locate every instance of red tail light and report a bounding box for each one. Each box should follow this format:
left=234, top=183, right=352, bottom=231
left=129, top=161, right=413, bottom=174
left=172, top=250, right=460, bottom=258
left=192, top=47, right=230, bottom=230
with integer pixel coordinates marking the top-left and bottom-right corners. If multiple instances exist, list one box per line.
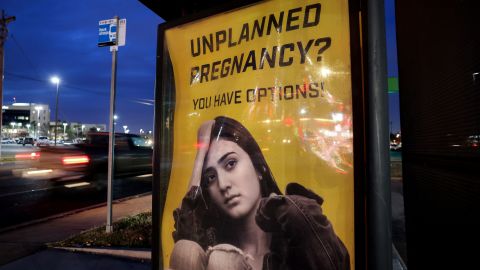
left=62, top=155, right=90, bottom=165
left=16, top=152, right=40, bottom=160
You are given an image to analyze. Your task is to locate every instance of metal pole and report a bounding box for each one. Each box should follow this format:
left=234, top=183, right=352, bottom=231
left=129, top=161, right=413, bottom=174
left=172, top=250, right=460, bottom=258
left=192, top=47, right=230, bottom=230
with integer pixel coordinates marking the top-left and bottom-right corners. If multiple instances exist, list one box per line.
left=106, top=16, right=119, bottom=233
left=366, top=0, right=392, bottom=269
left=37, top=108, right=40, bottom=138
left=54, top=82, right=59, bottom=145
left=0, top=22, right=4, bottom=161
left=0, top=10, right=15, bottom=162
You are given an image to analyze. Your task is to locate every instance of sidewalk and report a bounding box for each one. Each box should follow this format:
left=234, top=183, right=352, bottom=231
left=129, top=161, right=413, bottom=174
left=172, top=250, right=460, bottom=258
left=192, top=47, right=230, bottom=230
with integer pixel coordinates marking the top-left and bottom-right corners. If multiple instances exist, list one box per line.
left=0, top=190, right=406, bottom=270
left=0, top=193, right=152, bottom=269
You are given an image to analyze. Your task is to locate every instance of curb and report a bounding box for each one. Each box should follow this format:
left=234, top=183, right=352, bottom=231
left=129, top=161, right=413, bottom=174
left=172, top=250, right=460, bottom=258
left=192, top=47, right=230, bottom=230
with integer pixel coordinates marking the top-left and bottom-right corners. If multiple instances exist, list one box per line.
left=0, top=192, right=152, bottom=234
left=54, top=247, right=151, bottom=262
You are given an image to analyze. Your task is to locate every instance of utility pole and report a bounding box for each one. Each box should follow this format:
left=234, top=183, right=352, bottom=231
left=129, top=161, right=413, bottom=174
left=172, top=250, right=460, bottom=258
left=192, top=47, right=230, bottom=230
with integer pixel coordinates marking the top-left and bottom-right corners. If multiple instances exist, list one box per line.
left=0, top=10, right=16, bottom=162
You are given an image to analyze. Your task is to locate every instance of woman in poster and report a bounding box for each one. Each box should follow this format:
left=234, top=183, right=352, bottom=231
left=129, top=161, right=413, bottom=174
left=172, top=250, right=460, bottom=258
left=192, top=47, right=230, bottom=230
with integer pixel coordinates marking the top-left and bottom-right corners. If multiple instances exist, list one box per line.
left=170, top=116, right=350, bottom=270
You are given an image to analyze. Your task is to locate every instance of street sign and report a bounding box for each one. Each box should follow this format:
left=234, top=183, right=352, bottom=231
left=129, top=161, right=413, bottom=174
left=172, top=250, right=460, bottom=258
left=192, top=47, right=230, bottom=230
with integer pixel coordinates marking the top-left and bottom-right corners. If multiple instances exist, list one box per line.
left=98, top=15, right=127, bottom=233
left=117, top=19, right=126, bottom=46
left=98, top=19, right=116, bottom=47
left=98, top=18, right=126, bottom=47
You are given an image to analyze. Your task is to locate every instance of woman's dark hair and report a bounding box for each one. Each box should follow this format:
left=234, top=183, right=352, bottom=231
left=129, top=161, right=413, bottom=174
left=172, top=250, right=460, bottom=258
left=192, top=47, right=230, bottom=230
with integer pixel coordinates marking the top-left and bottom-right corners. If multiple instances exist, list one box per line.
left=201, top=116, right=281, bottom=196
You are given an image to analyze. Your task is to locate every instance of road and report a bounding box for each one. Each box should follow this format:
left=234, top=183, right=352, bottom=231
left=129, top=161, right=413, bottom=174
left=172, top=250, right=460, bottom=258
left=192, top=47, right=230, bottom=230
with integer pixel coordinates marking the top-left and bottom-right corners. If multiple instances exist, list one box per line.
left=391, top=177, right=407, bottom=263
left=0, top=144, right=152, bottom=230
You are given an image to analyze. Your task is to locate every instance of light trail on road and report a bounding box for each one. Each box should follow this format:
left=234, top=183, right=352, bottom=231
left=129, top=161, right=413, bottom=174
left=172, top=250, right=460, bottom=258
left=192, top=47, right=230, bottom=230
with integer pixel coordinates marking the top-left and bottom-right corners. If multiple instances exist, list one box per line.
left=0, top=181, right=93, bottom=198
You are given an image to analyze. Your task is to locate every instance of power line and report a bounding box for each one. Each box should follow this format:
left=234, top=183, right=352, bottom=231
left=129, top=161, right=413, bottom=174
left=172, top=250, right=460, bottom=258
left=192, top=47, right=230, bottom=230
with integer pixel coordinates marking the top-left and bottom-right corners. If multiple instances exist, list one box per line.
left=10, top=34, right=42, bottom=78
left=5, top=71, right=105, bottom=95
left=4, top=71, right=153, bottom=105
left=5, top=71, right=46, bottom=83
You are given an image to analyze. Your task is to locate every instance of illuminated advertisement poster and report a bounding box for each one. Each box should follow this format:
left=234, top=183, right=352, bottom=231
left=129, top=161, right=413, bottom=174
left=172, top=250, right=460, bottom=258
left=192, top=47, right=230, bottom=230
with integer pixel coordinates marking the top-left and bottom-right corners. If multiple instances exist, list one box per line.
left=159, top=0, right=356, bottom=269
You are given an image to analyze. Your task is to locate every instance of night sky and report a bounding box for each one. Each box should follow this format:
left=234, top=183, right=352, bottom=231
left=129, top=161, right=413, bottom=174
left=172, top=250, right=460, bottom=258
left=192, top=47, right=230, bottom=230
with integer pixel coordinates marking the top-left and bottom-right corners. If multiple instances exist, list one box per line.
left=2, top=0, right=163, bottom=133
left=2, top=0, right=400, bottom=134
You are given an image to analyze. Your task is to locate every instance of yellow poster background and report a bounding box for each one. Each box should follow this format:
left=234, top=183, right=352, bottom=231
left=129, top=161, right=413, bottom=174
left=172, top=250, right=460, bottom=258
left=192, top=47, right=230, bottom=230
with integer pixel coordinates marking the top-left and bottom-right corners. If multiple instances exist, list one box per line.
left=162, top=0, right=354, bottom=268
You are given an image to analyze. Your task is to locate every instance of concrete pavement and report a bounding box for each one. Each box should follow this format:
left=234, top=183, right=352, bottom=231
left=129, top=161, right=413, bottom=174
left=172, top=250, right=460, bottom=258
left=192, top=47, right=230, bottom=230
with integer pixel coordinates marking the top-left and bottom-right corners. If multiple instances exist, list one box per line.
left=0, top=193, right=152, bottom=269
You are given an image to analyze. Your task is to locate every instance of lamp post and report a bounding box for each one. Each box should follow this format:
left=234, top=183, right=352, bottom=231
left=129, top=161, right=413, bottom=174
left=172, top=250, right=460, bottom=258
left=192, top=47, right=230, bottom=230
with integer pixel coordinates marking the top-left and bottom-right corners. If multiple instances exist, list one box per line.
left=26, top=123, right=31, bottom=136
left=122, top=125, right=127, bottom=133
left=10, top=122, right=15, bottom=138
left=51, top=76, right=60, bottom=146
left=62, top=122, right=67, bottom=137
left=34, top=106, right=42, bottom=138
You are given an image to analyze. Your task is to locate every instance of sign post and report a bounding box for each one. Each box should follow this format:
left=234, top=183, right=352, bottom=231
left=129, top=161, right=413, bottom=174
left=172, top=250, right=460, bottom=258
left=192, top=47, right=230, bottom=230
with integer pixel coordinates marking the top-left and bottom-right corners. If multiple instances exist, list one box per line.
left=98, top=15, right=126, bottom=233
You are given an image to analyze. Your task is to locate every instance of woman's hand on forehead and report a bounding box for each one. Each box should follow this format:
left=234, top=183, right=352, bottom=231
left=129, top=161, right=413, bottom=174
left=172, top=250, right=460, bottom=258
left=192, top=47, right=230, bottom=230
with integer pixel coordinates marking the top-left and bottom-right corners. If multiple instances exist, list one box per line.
left=197, top=120, right=215, bottom=151
left=189, top=120, right=215, bottom=188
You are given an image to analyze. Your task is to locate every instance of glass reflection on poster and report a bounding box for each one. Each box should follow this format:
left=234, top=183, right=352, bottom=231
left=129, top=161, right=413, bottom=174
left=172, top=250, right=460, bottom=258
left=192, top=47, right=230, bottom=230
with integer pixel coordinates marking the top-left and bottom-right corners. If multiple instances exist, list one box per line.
left=160, top=0, right=355, bottom=269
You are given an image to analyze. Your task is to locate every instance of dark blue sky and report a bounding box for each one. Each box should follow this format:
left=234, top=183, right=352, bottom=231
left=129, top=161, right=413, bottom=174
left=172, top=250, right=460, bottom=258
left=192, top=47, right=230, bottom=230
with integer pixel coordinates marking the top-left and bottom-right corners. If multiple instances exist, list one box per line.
left=385, top=0, right=401, bottom=133
left=2, top=0, right=163, bottom=133
left=2, top=0, right=400, bottom=134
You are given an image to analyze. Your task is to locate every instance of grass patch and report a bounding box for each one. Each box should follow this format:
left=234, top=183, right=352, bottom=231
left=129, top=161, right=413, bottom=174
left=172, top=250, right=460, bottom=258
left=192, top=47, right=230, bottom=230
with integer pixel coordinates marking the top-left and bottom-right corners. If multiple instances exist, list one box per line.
left=0, top=156, right=16, bottom=162
left=52, top=212, right=152, bottom=248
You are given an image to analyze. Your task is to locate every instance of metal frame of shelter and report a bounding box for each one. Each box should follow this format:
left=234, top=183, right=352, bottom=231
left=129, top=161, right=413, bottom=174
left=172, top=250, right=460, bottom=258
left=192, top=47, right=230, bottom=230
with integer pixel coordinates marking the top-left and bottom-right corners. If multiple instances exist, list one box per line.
left=145, top=0, right=391, bottom=269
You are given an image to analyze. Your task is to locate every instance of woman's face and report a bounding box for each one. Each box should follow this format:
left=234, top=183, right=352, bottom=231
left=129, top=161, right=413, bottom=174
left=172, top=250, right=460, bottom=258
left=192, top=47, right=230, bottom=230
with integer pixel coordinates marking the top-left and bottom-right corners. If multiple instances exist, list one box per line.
left=203, top=139, right=262, bottom=220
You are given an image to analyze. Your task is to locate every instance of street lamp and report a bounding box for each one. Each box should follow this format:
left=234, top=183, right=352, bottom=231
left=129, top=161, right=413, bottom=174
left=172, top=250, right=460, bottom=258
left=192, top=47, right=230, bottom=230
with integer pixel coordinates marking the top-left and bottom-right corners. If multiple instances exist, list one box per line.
left=51, top=76, right=61, bottom=146
left=26, top=124, right=31, bottom=135
left=62, top=122, right=67, bottom=136
left=122, top=125, right=128, bottom=133
left=34, top=106, right=42, bottom=138
left=10, top=122, right=15, bottom=137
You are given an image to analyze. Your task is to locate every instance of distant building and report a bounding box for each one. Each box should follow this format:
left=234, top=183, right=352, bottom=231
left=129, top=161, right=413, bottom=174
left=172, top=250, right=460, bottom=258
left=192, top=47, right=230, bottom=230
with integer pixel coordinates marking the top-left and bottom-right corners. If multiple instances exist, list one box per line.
left=82, top=123, right=107, bottom=133
left=1, top=103, right=50, bottom=138
left=48, top=122, right=106, bottom=139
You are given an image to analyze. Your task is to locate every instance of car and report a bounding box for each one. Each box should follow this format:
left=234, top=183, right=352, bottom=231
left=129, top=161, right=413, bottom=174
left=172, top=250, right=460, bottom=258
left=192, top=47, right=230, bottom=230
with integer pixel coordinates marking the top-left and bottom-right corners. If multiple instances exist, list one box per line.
left=36, top=136, right=50, bottom=146
left=22, top=137, right=35, bottom=146
left=1, top=138, right=16, bottom=144
left=29, top=132, right=152, bottom=182
left=62, top=139, right=75, bottom=145
left=390, top=142, right=402, bottom=151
